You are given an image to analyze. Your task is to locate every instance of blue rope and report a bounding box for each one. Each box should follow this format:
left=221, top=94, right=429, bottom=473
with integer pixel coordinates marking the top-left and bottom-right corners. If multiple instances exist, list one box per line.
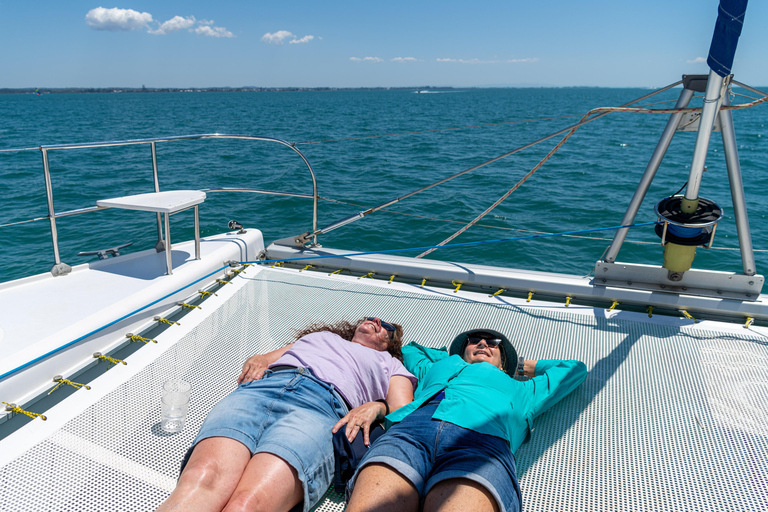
left=0, top=264, right=231, bottom=382
left=243, top=221, right=661, bottom=265
left=1, top=220, right=656, bottom=384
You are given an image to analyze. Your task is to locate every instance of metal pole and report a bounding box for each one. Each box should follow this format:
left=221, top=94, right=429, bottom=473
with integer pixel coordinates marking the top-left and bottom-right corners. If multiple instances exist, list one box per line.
left=151, top=142, right=164, bottom=252
left=42, top=149, right=71, bottom=276
left=682, top=70, right=728, bottom=212
left=719, top=92, right=756, bottom=275
left=194, top=205, right=201, bottom=260
left=164, top=213, right=173, bottom=275
left=603, top=88, right=695, bottom=263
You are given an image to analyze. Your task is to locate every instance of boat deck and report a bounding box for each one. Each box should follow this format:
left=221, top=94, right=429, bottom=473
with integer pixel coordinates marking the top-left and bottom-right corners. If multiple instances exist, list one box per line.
left=1, top=265, right=766, bottom=511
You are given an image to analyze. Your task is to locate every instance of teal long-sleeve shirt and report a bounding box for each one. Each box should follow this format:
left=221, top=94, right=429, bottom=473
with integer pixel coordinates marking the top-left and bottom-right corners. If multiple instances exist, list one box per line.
left=386, top=342, right=588, bottom=453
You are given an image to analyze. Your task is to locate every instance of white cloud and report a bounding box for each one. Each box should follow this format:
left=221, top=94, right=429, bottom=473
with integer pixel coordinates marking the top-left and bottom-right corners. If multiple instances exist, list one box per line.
left=86, top=8, right=233, bottom=37
left=261, top=31, right=295, bottom=44
left=687, top=56, right=707, bottom=64
left=85, top=7, right=153, bottom=31
left=148, top=15, right=196, bottom=35
left=350, top=56, right=384, bottom=62
left=437, top=57, right=537, bottom=64
left=194, top=23, right=234, bottom=38
left=290, top=35, right=315, bottom=44
left=392, top=57, right=419, bottom=62
left=261, top=31, right=316, bottom=44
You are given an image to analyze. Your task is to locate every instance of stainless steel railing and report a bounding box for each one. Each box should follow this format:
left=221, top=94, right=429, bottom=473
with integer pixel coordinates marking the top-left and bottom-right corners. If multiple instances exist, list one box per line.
left=38, top=134, right=318, bottom=276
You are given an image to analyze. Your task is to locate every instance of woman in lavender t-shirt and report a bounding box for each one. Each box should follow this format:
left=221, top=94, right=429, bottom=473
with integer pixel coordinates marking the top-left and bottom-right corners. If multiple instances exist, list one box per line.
left=159, top=317, right=416, bottom=512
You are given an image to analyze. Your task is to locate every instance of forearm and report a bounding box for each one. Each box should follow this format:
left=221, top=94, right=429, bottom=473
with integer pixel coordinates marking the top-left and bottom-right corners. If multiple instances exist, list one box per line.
left=238, top=343, right=295, bottom=383
left=259, top=343, right=294, bottom=364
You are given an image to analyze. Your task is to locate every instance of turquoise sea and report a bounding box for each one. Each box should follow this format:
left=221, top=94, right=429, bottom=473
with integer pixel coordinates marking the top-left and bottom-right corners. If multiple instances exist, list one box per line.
left=1, top=88, right=767, bottom=284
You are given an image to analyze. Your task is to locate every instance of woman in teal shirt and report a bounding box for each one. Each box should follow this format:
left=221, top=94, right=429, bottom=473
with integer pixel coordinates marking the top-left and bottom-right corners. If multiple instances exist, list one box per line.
left=345, top=328, right=587, bottom=512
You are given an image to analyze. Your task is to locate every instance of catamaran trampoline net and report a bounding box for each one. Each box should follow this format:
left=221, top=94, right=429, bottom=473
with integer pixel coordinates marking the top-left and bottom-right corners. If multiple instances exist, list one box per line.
left=1, top=267, right=767, bottom=511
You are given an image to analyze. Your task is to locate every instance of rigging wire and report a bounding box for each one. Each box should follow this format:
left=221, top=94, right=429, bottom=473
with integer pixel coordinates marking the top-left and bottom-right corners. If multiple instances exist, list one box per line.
left=308, top=81, right=686, bottom=240
left=317, top=196, right=767, bottom=252
left=414, top=85, right=768, bottom=257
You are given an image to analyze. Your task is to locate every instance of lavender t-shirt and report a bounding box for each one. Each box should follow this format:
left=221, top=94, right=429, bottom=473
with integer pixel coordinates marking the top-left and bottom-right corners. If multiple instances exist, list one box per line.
left=271, top=331, right=416, bottom=408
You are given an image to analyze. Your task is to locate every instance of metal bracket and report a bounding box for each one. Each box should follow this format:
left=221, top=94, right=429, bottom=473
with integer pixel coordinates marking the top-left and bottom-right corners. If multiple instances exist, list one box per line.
left=272, top=231, right=314, bottom=249
left=50, top=262, right=72, bottom=277
left=594, top=261, right=764, bottom=301
left=77, top=242, right=134, bottom=260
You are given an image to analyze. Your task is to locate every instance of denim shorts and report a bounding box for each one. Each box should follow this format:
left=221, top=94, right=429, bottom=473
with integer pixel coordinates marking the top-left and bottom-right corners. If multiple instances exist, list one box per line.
left=189, top=368, right=348, bottom=512
left=348, top=402, right=521, bottom=512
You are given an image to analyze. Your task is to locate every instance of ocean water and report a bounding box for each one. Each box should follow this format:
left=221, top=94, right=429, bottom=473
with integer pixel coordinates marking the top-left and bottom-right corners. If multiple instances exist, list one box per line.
left=1, top=88, right=767, bottom=284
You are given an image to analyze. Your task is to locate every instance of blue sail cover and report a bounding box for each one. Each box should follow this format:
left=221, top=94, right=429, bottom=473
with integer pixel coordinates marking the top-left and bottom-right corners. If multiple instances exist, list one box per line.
left=707, top=0, right=748, bottom=76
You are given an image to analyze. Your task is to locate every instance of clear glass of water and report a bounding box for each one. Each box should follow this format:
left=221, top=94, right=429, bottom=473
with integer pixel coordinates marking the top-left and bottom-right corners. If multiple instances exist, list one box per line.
left=161, top=379, right=191, bottom=433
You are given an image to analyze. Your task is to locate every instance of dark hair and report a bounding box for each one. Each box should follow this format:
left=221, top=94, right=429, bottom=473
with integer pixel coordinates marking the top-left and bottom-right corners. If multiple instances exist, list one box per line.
left=292, top=318, right=404, bottom=362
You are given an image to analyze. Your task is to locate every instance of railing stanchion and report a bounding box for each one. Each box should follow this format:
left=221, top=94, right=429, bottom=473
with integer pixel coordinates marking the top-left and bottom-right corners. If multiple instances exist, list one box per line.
left=151, top=141, right=164, bottom=252
left=42, top=148, right=71, bottom=276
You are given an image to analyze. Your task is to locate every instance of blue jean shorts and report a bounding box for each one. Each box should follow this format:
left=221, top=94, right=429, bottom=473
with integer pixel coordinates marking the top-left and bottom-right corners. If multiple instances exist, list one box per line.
left=189, top=368, right=348, bottom=512
left=348, top=402, right=521, bottom=512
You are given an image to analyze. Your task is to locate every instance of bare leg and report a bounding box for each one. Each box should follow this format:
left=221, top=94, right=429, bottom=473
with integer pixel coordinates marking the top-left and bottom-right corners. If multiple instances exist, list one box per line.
left=222, top=452, right=304, bottom=512
left=157, top=437, right=251, bottom=512
left=345, top=463, right=420, bottom=512
left=423, top=478, right=499, bottom=512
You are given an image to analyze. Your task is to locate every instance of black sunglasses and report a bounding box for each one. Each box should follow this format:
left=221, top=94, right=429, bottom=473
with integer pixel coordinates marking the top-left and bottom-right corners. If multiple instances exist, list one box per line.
left=466, top=335, right=502, bottom=348
left=366, top=317, right=396, bottom=337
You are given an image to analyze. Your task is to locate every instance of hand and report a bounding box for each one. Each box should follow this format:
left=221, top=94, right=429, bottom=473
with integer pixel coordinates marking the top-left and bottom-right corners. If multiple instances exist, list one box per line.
left=331, top=401, right=387, bottom=446
left=237, top=354, right=270, bottom=384
left=524, top=360, right=538, bottom=378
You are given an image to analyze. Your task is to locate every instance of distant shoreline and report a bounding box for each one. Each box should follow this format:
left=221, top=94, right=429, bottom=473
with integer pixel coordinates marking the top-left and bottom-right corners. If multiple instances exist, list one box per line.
left=0, top=85, right=620, bottom=95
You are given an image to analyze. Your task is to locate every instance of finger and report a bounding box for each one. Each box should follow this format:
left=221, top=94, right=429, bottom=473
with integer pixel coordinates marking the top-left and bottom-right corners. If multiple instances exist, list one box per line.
left=362, top=424, right=371, bottom=446
left=237, top=367, right=249, bottom=384
left=332, top=416, right=349, bottom=434
left=346, top=420, right=361, bottom=442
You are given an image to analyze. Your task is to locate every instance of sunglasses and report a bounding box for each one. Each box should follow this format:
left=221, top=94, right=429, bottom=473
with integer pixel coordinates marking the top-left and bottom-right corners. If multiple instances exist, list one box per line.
left=466, top=335, right=502, bottom=348
left=366, top=317, right=396, bottom=337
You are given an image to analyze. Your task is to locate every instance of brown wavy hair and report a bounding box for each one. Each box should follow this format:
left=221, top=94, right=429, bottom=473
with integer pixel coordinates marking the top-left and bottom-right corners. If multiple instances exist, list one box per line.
left=292, top=318, right=404, bottom=362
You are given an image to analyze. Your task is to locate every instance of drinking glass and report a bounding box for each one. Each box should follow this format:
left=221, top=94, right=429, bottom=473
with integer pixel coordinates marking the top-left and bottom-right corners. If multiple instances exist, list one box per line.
left=161, top=379, right=191, bottom=433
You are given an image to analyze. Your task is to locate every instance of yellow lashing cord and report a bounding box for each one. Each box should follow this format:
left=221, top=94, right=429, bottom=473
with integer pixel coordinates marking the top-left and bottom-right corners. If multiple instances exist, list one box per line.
left=451, top=281, right=462, bottom=293
left=127, top=333, right=156, bottom=344
left=647, top=306, right=654, bottom=318
left=388, top=275, right=396, bottom=284
left=300, top=264, right=316, bottom=272
left=359, top=272, right=374, bottom=280
left=491, top=288, right=505, bottom=297
left=230, top=269, right=245, bottom=275
left=329, top=268, right=351, bottom=276
left=565, top=296, right=572, bottom=307
left=3, top=402, right=46, bottom=421
left=420, top=278, right=427, bottom=288
left=527, top=292, right=533, bottom=302
left=681, top=310, right=697, bottom=323
left=198, top=289, right=217, bottom=297
left=93, top=352, right=127, bottom=370
left=49, top=375, right=90, bottom=394
left=744, top=317, right=754, bottom=329
left=177, top=302, right=201, bottom=310
left=216, top=279, right=232, bottom=285
left=608, top=301, right=619, bottom=311
left=271, top=261, right=285, bottom=268
left=154, top=316, right=180, bottom=326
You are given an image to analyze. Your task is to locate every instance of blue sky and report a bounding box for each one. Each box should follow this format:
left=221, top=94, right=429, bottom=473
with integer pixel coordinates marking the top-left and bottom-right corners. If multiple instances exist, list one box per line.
left=1, top=0, right=766, bottom=88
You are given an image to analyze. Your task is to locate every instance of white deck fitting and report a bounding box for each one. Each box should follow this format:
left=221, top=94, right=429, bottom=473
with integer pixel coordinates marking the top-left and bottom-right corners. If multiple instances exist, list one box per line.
left=0, top=267, right=766, bottom=511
